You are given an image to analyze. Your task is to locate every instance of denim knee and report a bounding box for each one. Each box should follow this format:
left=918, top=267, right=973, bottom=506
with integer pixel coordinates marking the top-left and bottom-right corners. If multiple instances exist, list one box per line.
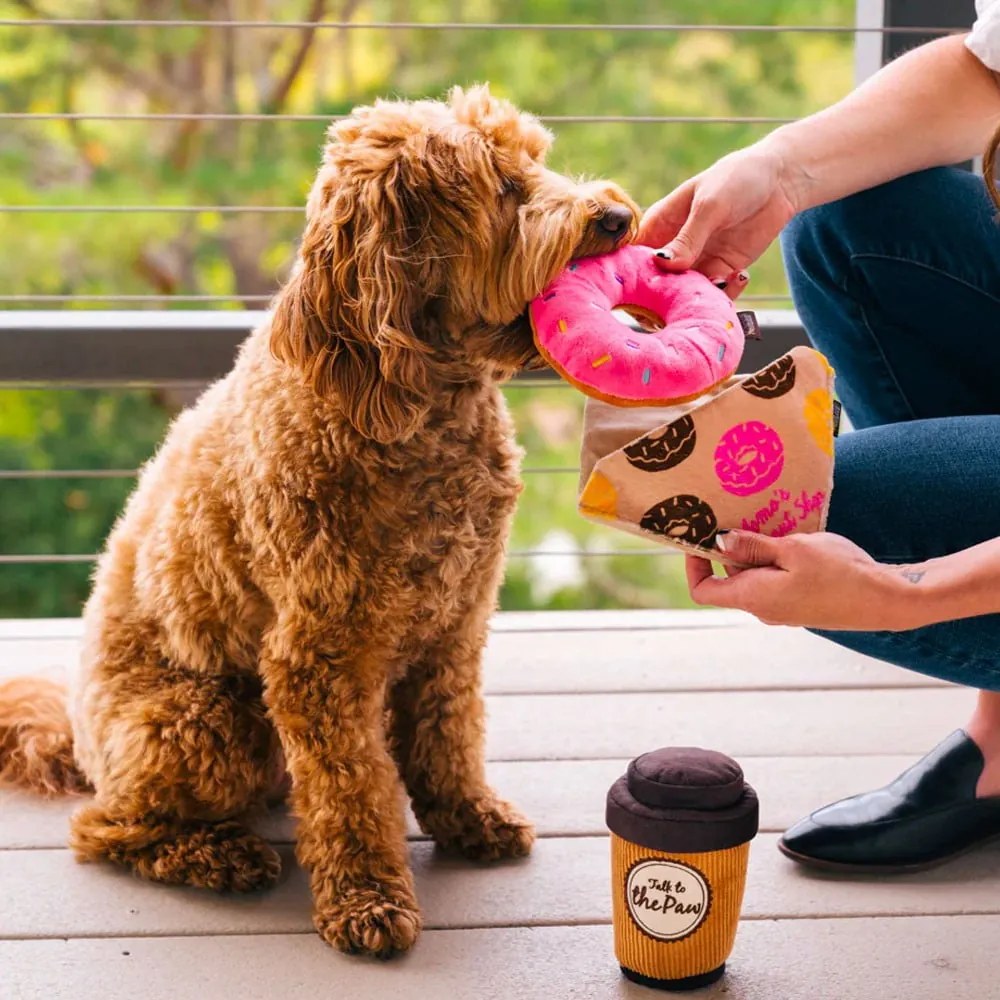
left=779, top=167, right=980, bottom=300
left=779, top=201, right=851, bottom=349
left=779, top=201, right=843, bottom=283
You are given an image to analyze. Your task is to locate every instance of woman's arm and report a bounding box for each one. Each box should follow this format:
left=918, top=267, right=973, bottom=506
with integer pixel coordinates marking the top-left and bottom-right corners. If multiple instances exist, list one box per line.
left=685, top=531, right=1000, bottom=632
left=911, top=536, right=1000, bottom=626
left=767, top=34, right=1000, bottom=214
left=639, top=34, right=1000, bottom=281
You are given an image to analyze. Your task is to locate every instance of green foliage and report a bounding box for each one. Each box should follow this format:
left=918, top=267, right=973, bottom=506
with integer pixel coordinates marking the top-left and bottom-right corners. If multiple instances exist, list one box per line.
left=0, top=0, right=855, bottom=616
left=0, top=390, right=169, bottom=615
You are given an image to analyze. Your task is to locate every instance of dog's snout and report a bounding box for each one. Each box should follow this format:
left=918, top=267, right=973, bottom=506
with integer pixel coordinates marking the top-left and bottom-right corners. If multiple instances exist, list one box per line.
left=595, top=206, right=633, bottom=241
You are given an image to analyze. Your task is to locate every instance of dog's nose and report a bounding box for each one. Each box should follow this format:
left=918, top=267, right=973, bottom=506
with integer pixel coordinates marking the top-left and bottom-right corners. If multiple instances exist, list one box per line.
left=595, top=206, right=633, bottom=241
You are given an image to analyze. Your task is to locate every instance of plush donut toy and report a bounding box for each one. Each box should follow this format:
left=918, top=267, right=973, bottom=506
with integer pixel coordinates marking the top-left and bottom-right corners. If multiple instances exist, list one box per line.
left=530, top=245, right=744, bottom=406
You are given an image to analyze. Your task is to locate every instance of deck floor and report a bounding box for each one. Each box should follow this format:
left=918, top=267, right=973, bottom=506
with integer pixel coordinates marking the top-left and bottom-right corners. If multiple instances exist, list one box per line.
left=0, top=610, right=990, bottom=1000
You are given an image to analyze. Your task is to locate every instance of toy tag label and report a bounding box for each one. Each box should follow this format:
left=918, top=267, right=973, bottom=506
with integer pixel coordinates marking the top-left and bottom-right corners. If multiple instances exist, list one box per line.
left=737, top=311, right=761, bottom=340
left=625, top=859, right=711, bottom=942
left=832, top=399, right=842, bottom=437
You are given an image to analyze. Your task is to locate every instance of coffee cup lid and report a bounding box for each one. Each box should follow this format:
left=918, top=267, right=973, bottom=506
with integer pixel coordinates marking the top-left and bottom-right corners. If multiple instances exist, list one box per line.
left=606, top=747, right=759, bottom=853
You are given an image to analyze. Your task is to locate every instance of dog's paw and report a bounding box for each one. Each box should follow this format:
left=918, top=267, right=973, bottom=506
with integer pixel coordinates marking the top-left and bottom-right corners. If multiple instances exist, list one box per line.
left=315, top=887, right=422, bottom=958
left=140, top=821, right=281, bottom=893
left=424, top=796, right=535, bottom=862
left=206, top=830, right=283, bottom=892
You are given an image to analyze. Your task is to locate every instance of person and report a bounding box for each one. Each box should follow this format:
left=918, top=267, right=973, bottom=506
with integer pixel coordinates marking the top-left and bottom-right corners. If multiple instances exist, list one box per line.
left=637, top=1, right=1000, bottom=873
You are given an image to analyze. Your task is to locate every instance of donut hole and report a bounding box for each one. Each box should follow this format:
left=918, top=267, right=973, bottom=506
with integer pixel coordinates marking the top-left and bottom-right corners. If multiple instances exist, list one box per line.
left=615, top=303, right=664, bottom=334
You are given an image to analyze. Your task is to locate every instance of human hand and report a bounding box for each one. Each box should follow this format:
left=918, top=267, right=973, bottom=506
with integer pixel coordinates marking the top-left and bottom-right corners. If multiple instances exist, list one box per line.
left=637, top=145, right=801, bottom=298
left=685, top=530, right=924, bottom=632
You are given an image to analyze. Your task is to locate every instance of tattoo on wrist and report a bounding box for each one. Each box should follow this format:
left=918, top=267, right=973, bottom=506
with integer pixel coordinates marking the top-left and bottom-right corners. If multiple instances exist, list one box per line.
left=901, top=569, right=926, bottom=585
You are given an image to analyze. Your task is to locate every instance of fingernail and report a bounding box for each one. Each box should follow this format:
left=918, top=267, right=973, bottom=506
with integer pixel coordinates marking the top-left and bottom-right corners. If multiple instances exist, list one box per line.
left=655, top=247, right=675, bottom=260
left=737, top=270, right=749, bottom=283
left=712, top=278, right=728, bottom=290
left=715, top=530, right=730, bottom=552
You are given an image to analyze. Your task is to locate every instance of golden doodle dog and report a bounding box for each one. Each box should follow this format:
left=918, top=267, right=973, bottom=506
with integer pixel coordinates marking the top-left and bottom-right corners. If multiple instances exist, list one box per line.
left=0, top=85, right=637, bottom=957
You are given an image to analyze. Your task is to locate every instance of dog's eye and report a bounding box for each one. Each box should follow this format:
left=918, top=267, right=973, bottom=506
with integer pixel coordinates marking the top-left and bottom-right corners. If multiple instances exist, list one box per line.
left=499, top=177, right=522, bottom=199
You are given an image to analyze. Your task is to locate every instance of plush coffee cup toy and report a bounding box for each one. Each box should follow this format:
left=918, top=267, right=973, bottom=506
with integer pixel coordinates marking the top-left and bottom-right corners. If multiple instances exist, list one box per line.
left=607, top=747, right=759, bottom=990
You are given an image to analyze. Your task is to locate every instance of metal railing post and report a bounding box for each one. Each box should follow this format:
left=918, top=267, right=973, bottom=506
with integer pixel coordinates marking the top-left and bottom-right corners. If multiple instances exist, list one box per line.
left=881, top=0, right=979, bottom=171
left=882, top=0, right=976, bottom=63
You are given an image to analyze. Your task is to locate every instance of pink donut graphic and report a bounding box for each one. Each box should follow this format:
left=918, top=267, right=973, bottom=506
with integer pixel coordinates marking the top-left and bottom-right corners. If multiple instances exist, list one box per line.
left=714, top=421, right=785, bottom=497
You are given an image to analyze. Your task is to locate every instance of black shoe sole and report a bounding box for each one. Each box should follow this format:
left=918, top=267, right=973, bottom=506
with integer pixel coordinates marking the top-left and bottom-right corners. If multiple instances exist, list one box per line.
left=778, top=829, right=1000, bottom=875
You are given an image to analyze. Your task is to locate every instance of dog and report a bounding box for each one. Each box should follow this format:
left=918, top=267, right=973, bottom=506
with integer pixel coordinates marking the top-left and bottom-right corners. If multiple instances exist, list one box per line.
left=0, top=84, right=637, bottom=957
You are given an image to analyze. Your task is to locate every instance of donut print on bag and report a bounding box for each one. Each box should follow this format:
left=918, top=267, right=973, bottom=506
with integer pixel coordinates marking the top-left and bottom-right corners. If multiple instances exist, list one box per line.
left=624, top=415, right=697, bottom=472
left=741, top=355, right=797, bottom=399
left=640, top=494, right=719, bottom=547
left=714, top=421, right=785, bottom=497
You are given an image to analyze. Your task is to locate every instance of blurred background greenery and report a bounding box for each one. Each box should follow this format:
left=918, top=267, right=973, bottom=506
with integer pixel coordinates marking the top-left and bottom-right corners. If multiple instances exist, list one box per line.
left=0, top=0, right=855, bottom=617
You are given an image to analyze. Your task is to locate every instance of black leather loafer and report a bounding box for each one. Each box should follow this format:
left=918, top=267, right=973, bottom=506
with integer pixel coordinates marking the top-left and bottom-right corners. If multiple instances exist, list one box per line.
left=779, top=730, right=1000, bottom=873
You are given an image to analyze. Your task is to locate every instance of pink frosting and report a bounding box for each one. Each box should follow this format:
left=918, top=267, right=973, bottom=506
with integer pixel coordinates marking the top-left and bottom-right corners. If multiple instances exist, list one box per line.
left=714, top=420, right=785, bottom=497
left=529, top=244, right=744, bottom=404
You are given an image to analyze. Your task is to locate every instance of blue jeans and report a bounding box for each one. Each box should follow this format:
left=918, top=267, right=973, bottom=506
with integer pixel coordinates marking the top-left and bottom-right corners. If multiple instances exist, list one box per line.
left=780, top=167, right=1000, bottom=691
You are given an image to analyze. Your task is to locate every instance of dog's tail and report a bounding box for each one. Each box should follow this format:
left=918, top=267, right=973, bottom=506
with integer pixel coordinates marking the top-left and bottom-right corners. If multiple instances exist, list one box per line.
left=0, top=677, right=90, bottom=796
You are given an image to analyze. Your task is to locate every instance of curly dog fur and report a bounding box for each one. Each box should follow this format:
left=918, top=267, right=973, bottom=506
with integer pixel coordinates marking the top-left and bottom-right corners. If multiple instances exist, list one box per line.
left=0, top=85, right=637, bottom=957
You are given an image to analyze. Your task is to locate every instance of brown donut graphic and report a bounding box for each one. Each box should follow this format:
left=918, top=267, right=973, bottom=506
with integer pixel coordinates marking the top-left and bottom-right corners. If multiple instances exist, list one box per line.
left=624, top=415, right=697, bottom=472
left=741, top=355, right=797, bottom=399
left=640, top=494, right=718, bottom=547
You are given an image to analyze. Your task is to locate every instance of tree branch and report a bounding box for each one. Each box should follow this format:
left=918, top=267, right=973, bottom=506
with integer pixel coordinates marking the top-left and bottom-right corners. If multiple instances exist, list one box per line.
left=13, top=0, right=191, bottom=106
left=58, top=71, right=100, bottom=173
left=263, top=0, right=328, bottom=112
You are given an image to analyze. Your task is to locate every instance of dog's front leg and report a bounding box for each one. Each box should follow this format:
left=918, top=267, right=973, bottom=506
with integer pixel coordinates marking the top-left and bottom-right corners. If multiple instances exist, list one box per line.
left=262, top=608, right=420, bottom=957
left=390, top=608, right=535, bottom=862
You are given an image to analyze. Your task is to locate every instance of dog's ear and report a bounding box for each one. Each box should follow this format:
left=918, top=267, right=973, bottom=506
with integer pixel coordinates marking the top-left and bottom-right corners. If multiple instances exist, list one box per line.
left=270, top=151, right=435, bottom=445
left=449, top=83, right=552, bottom=168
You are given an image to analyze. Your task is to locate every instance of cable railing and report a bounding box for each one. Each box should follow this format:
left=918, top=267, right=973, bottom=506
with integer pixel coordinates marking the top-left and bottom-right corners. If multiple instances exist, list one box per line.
left=0, top=2, right=973, bottom=595
left=0, top=308, right=804, bottom=569
left=0, top=18, right=965, bottom=33
left=0, top=12, right=922, bottom=312
left=0, top=547, right=713, bottom=566
left=0, top=113, right=797, bottom=124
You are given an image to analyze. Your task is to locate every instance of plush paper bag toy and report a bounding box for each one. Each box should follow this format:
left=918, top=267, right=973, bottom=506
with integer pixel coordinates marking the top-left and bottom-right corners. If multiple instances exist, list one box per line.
left=578, top=346, right=838, bottom=565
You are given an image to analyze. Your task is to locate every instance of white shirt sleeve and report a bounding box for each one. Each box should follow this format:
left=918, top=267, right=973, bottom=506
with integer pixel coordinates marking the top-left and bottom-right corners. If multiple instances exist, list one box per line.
left=967, top=0, right=1000, bottom=72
